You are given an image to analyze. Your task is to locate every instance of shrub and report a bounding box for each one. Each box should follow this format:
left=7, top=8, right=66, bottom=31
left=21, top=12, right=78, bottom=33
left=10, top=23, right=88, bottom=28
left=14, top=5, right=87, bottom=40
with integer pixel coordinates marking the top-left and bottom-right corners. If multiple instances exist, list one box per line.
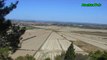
left=89, top=50, right=107, bottom=60
left=15, top=54, right=35, bottom=60
left=75, top=53, right=88, bottom=60
left=45, top=57, right=51, bottom=60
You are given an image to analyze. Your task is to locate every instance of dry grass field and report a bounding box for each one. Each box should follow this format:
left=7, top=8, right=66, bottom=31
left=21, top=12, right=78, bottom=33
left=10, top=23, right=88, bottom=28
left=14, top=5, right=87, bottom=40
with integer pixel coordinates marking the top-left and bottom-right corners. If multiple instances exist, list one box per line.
left=34, top=32, right=84, bottom=60
left=10, top=26, right=107, bottom=60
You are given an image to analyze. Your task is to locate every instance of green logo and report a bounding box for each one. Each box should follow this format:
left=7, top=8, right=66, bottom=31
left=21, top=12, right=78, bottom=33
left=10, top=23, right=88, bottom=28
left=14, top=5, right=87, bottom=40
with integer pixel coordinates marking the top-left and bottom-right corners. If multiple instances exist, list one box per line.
left=81, top=3, right=101, bottom=7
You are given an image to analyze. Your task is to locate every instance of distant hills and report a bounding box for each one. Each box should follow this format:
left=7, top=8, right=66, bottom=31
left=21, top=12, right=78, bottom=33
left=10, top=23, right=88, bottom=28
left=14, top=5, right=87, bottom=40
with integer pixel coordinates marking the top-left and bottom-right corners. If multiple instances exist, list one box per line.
left=11, top=19, right=107, bottom=30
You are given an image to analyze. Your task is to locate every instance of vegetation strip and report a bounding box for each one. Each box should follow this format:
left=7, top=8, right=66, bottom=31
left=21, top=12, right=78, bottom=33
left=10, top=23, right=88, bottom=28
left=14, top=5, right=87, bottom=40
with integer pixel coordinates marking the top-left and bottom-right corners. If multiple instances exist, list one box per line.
left=21, top=36, right=36, bottom=44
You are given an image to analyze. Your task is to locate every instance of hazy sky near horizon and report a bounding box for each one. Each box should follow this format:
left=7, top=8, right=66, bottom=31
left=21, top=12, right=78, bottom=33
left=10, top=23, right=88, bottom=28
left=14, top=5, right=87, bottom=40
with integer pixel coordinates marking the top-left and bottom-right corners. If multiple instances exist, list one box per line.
left=6, top=0, right=107, bottom=24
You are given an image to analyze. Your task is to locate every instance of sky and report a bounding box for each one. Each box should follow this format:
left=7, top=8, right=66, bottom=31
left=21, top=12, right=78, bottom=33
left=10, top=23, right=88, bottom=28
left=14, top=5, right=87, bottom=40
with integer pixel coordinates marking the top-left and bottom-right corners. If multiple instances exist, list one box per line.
left=6, top=0, right=107, bottom=24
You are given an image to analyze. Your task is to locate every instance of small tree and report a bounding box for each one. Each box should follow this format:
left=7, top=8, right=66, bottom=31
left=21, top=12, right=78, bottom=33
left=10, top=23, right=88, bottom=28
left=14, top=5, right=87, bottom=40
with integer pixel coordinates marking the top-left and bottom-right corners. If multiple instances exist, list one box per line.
left=0, top=0, right=26, bottom=53
left=0, top=0, right=19, bottom=48
left=0, top=0, right=19, bottom=59
left=64, top=42, right=75, bottom=60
